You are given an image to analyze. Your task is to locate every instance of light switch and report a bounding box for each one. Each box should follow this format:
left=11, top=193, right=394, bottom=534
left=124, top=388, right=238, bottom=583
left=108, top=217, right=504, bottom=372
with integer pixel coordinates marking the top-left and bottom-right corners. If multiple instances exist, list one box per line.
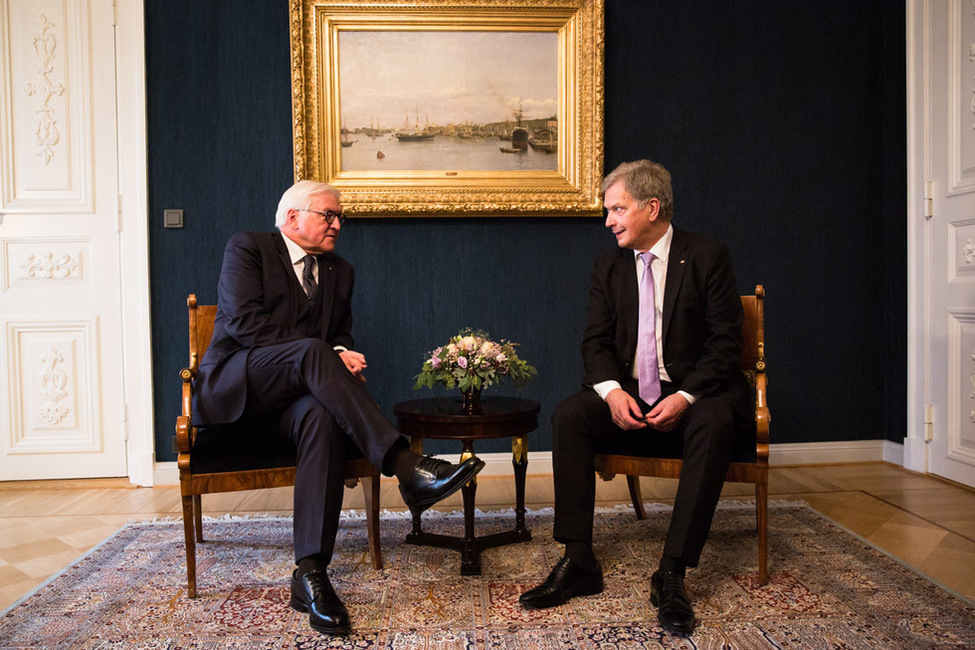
left=163, top=209, right=184, bottom=228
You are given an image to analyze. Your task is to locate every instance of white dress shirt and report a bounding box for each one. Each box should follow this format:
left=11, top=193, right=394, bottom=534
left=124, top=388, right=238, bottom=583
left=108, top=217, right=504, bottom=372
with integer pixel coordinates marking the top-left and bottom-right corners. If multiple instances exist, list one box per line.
left=281, top=232, right=346, bottom=352
left=592, top=225, right=695, bottom=405
left=282, top=232, right=318, bottom=287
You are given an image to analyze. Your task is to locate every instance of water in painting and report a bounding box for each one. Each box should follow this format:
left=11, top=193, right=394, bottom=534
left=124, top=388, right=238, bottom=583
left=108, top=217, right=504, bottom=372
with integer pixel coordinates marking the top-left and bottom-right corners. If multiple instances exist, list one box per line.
left=339, top=30, right=559, bottom=172
left=340, top=133, right=557, bottom=172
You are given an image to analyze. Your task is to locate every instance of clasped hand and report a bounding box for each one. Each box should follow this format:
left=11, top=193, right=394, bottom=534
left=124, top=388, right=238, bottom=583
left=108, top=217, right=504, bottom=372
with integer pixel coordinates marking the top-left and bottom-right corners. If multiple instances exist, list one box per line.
left=606, top=388, right=689, bottom=432
left=338, top=350, right=367, bottom=377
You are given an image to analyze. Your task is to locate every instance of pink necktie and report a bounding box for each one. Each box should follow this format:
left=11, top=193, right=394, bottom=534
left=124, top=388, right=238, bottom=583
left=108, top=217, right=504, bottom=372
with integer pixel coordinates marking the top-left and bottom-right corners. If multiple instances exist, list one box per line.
left=638, top=252, right=661, bottom=405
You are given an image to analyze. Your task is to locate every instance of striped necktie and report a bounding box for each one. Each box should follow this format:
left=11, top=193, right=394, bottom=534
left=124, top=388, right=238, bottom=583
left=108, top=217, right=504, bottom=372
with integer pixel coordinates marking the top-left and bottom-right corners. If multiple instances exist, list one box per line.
left=301, top=254, right=317, bottom=299
left=637, top=251, right=661, bottom=405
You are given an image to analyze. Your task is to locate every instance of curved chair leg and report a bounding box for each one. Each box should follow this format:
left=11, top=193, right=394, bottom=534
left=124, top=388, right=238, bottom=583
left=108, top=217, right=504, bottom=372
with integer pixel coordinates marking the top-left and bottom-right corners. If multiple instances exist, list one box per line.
left=626, top=475, right=646, bottom=520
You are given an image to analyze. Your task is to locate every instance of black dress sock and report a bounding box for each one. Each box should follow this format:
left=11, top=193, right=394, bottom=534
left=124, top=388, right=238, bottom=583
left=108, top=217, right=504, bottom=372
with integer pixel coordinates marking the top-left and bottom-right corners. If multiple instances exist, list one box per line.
left=382, top=438, right=422, bottom=481
left=659, top=555, right=686, bottom=578
left=565, top=541, right=599, bottom=571
left=297, top=554, right=328, bottom=577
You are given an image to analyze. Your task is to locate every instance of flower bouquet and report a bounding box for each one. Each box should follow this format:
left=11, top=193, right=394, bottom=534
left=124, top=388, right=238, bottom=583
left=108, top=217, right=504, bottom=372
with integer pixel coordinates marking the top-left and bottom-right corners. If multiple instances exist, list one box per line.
left=414, top=328, right=537, bottom=413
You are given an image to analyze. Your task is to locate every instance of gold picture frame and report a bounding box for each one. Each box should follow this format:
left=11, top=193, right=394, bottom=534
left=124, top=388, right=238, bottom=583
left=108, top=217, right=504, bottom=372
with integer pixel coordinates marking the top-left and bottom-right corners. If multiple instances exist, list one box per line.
left=290, top=0, right=604, bottom=217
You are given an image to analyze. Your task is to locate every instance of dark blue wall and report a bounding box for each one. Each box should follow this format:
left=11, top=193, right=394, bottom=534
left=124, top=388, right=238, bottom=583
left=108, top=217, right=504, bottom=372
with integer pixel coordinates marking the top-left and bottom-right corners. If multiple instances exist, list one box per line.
left=146, top=1, right=907, bottom=461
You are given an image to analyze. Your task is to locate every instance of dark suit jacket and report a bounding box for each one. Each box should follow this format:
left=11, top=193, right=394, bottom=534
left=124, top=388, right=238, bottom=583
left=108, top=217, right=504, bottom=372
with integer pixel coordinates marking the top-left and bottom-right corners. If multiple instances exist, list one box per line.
left=581, top=228, right=748, bottom=407
left=194, top=231, right=355, bottom=425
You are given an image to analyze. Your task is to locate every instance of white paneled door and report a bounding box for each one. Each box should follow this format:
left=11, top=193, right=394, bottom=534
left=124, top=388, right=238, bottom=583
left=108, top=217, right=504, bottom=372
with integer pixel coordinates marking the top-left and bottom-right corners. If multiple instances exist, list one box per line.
left=908, top=0, right=975, bottom=488
left=0, top=0, right=128, bottom=479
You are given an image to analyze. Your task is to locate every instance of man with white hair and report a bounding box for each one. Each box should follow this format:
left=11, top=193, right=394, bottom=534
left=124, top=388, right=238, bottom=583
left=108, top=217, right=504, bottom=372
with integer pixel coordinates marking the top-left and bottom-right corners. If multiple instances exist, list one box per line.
left=195, top=180, right=484, bottom=636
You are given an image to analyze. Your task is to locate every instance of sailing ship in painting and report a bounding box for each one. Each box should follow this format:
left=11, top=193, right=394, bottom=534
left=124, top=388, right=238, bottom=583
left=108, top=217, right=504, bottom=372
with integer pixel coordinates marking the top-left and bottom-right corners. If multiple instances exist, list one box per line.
left=495, top=104, right=556, bottom=154
left=341, top=125, right=356, bottom=148
left=499, top=128, right=528, bottom=153
left=395, top=107, right=436, bottom=141
left=499, top=104, right=529, bottom=153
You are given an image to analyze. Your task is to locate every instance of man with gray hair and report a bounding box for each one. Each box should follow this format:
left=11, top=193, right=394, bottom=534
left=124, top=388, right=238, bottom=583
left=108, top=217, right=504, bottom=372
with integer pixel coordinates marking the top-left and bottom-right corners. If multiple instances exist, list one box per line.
left=519, top=161, right=753, bottom=637
left=195, top=180, right=484, bottom=636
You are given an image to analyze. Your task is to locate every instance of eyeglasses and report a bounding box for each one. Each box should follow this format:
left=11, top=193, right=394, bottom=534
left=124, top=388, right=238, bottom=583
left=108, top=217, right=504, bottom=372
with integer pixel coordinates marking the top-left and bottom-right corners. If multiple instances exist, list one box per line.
left=301, top=208, right=346, bottom=226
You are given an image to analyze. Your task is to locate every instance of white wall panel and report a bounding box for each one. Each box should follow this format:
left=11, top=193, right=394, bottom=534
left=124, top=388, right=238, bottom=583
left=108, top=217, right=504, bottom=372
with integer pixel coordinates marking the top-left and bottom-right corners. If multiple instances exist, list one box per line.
left=948, top=309, right=975, bottom=466
left=4, top=318, right=101, bottom=454
left=950, top=0, right=975, bottom=194
left=0, top=0, right=93, bottom=212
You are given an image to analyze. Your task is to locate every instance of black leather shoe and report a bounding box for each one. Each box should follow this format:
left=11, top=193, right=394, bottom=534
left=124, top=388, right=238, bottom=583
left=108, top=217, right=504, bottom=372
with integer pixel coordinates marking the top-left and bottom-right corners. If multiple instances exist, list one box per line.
left=290, top=569, right=351, bottom=636
left=650, top=570, right=696, bottom=636
left=398, top=456, right=485, bottom=514
left=519, top=555, right=604, bottom=609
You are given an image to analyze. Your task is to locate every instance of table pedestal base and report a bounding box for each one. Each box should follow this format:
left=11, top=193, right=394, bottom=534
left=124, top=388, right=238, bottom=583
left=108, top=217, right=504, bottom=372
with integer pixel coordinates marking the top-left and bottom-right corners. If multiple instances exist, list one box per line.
left=404, top=475, right=531, bottom=575
left=405, top=442, right=531, bottom=575
left=393, top=398, right=539, bottom=576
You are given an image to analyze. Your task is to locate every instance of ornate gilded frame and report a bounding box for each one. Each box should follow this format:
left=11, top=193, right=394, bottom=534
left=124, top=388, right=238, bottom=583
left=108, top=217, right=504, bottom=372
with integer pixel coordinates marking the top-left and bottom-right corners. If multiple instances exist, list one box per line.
left=290, top=0, right=604, bottom=217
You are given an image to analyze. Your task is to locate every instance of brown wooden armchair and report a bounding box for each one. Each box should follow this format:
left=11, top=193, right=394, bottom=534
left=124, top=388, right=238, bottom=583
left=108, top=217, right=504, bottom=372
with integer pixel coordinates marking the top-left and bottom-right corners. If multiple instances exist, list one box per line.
left=175, top=294, right=382, bottom=598
left=594, top=285, right=770, bottom=584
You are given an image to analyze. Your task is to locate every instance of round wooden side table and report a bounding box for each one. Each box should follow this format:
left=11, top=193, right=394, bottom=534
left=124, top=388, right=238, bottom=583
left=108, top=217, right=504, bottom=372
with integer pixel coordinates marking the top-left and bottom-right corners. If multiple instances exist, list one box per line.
left=393, top=396, right=540, bottom=575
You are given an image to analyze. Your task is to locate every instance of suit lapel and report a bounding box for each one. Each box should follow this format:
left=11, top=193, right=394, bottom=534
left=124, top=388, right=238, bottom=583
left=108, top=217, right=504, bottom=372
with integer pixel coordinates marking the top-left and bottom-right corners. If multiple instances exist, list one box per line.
left=271, top=232, right=297, bottom=285
left=661, top=229, right=689, bottom=344
left=617, top=249, right=640, bottom=359
left=270, top=233, right=303, bottom=324
left=316, top=253, right=336, bottom=331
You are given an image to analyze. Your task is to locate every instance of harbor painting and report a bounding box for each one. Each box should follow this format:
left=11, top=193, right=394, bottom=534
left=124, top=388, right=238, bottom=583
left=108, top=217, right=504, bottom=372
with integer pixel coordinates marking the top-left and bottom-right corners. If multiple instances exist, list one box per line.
left=290, top=0, right=605, bottom=217
left=337, top=31, right=559, bottom=172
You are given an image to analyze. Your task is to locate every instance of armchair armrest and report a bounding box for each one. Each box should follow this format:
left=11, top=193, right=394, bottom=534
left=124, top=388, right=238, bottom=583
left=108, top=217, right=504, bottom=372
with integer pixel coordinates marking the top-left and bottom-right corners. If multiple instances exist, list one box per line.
left=176, top=365, right=196, bottom=457
left=754, top=372, right=769, bottom=462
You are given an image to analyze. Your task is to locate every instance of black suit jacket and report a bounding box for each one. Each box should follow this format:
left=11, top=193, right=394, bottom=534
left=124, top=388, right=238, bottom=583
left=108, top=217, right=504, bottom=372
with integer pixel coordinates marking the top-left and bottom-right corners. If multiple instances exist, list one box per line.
left=581, top=228, right=748, bottom=407
left=194, top=231, right=355, bottom=425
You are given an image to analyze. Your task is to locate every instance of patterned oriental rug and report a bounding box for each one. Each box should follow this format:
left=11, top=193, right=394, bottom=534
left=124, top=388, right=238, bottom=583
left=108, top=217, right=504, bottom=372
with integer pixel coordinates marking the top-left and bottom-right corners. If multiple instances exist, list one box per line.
left=1, top=503, right=973, bottom=649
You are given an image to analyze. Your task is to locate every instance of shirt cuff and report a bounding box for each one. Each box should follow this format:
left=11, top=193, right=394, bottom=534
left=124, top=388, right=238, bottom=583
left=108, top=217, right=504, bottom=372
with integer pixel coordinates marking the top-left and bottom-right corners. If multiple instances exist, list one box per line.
left=592, top=380, right=622, bottom=401
left=593, top=381, right=697, bottom=406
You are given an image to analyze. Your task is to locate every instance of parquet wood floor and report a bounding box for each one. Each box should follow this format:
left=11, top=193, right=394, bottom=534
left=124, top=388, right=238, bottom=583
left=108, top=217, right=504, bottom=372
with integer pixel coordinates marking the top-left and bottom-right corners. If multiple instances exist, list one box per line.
left=2, top=462, right=973, bottom=611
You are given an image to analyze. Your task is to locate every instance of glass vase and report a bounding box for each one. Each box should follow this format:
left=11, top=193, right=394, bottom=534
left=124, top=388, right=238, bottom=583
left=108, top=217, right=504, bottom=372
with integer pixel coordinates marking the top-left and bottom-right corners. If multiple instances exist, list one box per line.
left=461, top=386, right=483, bottom=415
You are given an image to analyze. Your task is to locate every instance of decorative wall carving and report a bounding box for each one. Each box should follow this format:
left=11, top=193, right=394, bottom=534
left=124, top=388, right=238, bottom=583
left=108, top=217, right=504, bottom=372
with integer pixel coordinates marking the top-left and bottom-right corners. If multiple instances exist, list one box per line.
left=37, top=345, right=69, bottom=424
left=953, top=221, right=975, bottom=279
left=25, top=13, right=64, bottom=165
left=19, top=251, right=79, bottom=279
left=2, top=238, right=88, bottom=290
